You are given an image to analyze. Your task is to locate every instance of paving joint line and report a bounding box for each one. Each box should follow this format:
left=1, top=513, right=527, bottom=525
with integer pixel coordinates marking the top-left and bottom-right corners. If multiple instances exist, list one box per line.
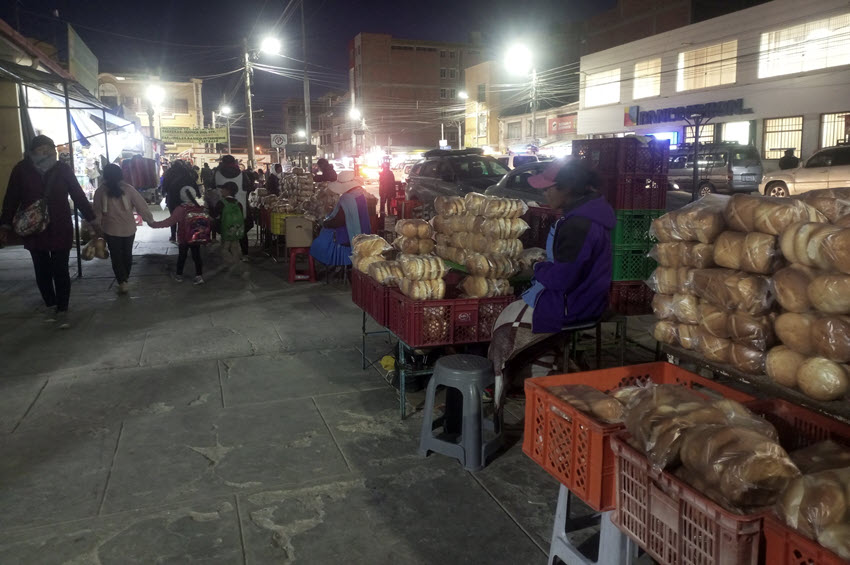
left=234, top=494, right=249, bottom=565
left=97, top=421, right=125, bottom=516
left=311, top=396, right=353, bottom=473
left=469, top=472, right=548, bottom=555
left=10, top=378, right=49, bottom=434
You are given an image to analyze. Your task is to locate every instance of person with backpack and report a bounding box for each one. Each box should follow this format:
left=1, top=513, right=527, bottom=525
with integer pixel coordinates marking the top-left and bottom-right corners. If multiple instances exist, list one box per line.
left=212, top=182, right=247, bottom=276
left=163, top=161, right=197, bottom=243
left=214, top=155, right=252, bottom=255
left=148, top=186, right=210, bottom=284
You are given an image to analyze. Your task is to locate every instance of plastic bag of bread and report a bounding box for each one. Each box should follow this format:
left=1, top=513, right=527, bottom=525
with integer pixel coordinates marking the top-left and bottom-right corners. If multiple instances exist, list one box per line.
left=729, top=343, right=766, bottom=373
left=780, top=222, right=840, bottom=269
left=796, top=357, right=849, bottom=401
left=820, top=228, right=850, bottom=275
left=459, top=276, right=513, bottom=298
left=727, top=311, right=775, bottom=351
left=476, top=217, right=531, bottom=239
left=395, top=219, right=434, bottom=239
left=680, top=424, right=799, bottom=510
left=713, top=231, right=745, bottom=270
left=353, top=255, right=383, bottom=273
left=399, top=278, right=446, bottom=300
left=393, top=235, right=436, bottom=255
left=647, top=267, right=690, bottom=296
left=812, top=316, right=850, bottom=363
left=367, top=260, right=403, bottom=286
left=547, top=384, right=625, bottom=424
left=652, top=242, right=715, bottom=268
left=81, top=239, right=97, bottom=261
left=818, top=523, right=850, bottom=560
left=687, top=269, right=773, bottom=314
left=725, top=194, right=826, bottom=235
left=773, top=264, right=816, bottom=313
left=697, top=332, right=733, bottom=363
left=468, top=235, right=523, bottom=258
left=652, top=294, right=676, bottom=320
left=678, top=324, right=699, bottom=350
left=774, top=312, right=818, bottom=356
left=809, top=274, right=850, bottom=314
left=796, top=187, right=850, bottom=222
left=93, top=238, right=109, bottom=259
left=351, top=234, right=392, bottom=257
left=714, top=231, right=781, bottom=274
left=434, top=233, right=451, bottom=247
left=836, top=215, right=850, bottom=228
left=434, top=195, right=465, bottom=216
left=652, top=321, right=679, bottom=345
left=432, top=214, right=474, bottom=235
left=480, top=197, right=529, bottom=219
left=465, top=253, right=518, bottom=279
left=674, top=467, right=741, bottom=514
left=464, top=192, right=491, bottom=216
left=398, top=254, right=447, bottom=281
left=792, top=441, right=850, bottom=475
left=651, top=195, right=728, bottom=243
left=671, top=293, right=699, bottom=325
left=779, top=467, right=850, bottom=540
left=699, top=302, right=731, bottom=338
left=517, top=248, right=547, bottom=271
left=766, top=345, right=806, bottom=388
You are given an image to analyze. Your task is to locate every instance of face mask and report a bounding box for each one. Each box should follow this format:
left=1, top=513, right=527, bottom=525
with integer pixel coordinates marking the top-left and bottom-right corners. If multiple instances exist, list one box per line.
left=31, top=150, right=58, bottom=173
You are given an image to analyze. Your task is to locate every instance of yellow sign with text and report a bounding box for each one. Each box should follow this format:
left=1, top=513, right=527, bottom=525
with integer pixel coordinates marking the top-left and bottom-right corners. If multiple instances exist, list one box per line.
left=160, top=127, right=229, bottom=144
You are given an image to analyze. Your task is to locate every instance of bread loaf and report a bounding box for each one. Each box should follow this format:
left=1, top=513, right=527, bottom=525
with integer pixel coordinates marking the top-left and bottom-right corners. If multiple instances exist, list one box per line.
left=727, top=311, right=774, bottom=351
left=741, top=232, right=781, bottom=274
left=678, top=324, right=699, bottom=350
left=672, top=293, right=699, bottom=325
left=805, top=224, right=841, bottom=270
left=464, top=192, right=490, bottom=216
left=653, top=321, right=678, bottom=345
left=775, top=312, right=818, bottom=355
left=821, top=228, right=850, bottom=274
left=393, top=235, right=435, bottom=255
left=699, top=302, right=731, bottom=338
left=713, top=231, right=745, bottom=270
left=766, top=346, right=805, bottom=388
left=688, top=269, right=772, bottom=314
left=752, top=197, right=826, bottom=235
left=797, top=187, right=850, bottom=222
left=367, top=260, right=403, bottom=285
left=690, top=243, right=716, bottom=268
left=395, top=219, right=434, bottom=239
left=796, top=357, right=849, bottom=401
left=773, top=264, right=816, bottom=313
left=400, top=278, right=447, bottom=300
left=724, top=194, right=762, bottom=232
left=649, top=267, right=687, bottom=296
left=698, top=333, right=732, bottom=363
left=818, top=523, right=850, bottom=560
left=434, top=195, right=465, bottom=216
left=812, top=316, right=850, bottom=363
left=809, top=274, right=850, bottom=314
left=729, top=343, right=765, bottom=374
left=651, top=197, right=727, bottom=243
left=780, top=221, right=818, bottom=265
left=464, top=253, right=518, bottom=279
left=353, top=255, right=383, bottom=273
left=458, top=276, right=513, bottom=298
left=481, top=197, right=528, bottom=219
left=351, top=234, right=391, bottom=257
left=652, top=294, right=676, bottom=320
left=548, top=384, right=624, bottom=424
left=398, top=255, right=447, bottom=281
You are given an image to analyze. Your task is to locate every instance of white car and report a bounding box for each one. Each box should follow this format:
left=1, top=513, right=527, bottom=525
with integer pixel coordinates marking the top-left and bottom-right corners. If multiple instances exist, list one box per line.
left=760, top=145, right=850, bottom=197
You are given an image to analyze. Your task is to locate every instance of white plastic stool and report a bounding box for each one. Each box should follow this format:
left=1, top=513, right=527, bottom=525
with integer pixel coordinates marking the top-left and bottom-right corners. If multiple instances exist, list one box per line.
left=548, top=484, right=636, bottom=565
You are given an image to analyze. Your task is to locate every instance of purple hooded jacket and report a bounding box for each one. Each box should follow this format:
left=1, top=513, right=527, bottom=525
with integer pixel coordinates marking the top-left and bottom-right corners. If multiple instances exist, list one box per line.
left=531, top=194, right=615, bottom=333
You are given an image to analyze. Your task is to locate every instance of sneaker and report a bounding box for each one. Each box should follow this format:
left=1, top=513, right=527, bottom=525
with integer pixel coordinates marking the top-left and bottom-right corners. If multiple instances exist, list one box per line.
left=117, top=282, right=129, bottom=295
left=173, top=274, right=184, bottom=283
left=39, top=305, right=57, bottom=323
left=240, top=257, right=250, bottom=263
left=56, top=311, right=71, bottom=329
left=193, top=276, right=205, bottom=285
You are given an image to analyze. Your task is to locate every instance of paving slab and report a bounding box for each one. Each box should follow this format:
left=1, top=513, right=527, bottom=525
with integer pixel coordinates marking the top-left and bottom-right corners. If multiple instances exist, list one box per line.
left=0, top=375, right=48, bottom=434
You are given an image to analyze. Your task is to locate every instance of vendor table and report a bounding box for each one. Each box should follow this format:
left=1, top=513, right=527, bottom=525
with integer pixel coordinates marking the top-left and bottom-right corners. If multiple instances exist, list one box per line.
left=660, top=343, right=850, bottom=426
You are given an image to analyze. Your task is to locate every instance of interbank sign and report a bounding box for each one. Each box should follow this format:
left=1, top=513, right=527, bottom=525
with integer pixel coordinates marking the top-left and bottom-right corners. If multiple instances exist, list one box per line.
left=624, top=99, right=753, bottom=127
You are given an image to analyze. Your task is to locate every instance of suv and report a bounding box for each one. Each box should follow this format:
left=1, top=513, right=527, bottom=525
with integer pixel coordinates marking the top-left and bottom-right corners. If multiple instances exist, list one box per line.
left=495, top=154, right=542, bottom=170
left=405, top=149, right=509, bottom=209
left=760, top=145, right=850, bottom=197
left=668, top=143, right=763, bottom=198
left=484, top=161, right=550, bottom=203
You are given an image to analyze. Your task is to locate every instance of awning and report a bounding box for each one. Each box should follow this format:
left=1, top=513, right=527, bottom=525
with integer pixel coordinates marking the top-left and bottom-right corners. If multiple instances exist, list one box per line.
left=0, top=60, right=108, bottom=110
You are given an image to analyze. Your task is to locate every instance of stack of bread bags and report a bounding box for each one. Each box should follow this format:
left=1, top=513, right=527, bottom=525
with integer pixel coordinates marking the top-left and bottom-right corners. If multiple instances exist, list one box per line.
left=765, top=188, right=850, bottom=402
left=648, top=195, right=727, bottom=356
left=351, top=234, right=392, bottom=274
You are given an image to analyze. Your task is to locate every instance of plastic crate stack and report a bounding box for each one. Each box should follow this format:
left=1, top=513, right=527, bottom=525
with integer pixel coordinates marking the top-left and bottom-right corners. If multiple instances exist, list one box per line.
left=573, top=137, right=670, bottom=315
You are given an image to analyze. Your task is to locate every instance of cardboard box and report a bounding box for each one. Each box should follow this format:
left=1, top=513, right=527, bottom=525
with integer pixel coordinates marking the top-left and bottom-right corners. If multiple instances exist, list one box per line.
left=285, top=217, right=314, bottom=248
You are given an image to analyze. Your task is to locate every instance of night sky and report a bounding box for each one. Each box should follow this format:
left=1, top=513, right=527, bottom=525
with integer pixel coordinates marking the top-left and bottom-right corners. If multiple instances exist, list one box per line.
left=3, top=0, right=614, bottom=147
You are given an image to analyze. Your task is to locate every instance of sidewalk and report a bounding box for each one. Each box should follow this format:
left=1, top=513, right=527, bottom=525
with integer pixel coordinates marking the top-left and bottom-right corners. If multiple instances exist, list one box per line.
left=0, top=208, right=655, bottom=564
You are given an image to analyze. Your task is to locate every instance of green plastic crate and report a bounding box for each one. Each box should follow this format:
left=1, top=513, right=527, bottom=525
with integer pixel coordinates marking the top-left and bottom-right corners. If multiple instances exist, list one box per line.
left=613, top=246, right=656, bottom=281
left=612, top=209, right=665, bottom=249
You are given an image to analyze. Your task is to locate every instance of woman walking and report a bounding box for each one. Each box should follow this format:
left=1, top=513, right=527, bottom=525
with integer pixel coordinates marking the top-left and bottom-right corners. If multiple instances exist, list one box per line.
left=0, top=135, right=99, bottom=329
left=93, top=163, right=154, bottom=294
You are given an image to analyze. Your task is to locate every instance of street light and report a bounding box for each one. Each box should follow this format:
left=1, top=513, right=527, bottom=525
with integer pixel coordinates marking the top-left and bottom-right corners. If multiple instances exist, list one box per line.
left=297, top=129, right=306, bottom=138
left=218, top=105, right=233, bottom=154
left=260, top=37, right=281, bottom=55
left=458, top=91, right=469, bottom=100
left=145, top=84, right=165, bottom=146
left=349, top=107, right=361, bottom=121
left=220, top=105, right=232, bottom=115
left=504, top=44, right=538, bottom=143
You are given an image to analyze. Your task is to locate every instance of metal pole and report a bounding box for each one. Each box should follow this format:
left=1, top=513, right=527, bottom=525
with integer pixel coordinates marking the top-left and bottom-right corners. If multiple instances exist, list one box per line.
left=301, top=1, right=312, bottom=169
left=102, top=108, right=110, bottom=163
left=458, top=121, right=463, bottom=150
left=64, top=81, right=82, bottom=278
left=227, top=116, right=232, bottom=154
left=147, top=107, right=155, bottom=158
left=530, top=68, right=538, bottom=143
left=441, top=123, right=444, bottom=144
left=244, top=38, right=256, bottom=168
left=691, top=117, right=701, bottom=202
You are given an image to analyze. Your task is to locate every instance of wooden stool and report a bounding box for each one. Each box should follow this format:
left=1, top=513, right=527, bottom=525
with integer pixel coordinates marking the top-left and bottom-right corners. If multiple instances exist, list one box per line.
left=288, top=247, right=316, bottom=283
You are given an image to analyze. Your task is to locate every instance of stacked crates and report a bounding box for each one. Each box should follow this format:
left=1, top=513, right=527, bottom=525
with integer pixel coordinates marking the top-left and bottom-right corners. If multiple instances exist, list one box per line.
left=573, top=137, right=669, bottom=315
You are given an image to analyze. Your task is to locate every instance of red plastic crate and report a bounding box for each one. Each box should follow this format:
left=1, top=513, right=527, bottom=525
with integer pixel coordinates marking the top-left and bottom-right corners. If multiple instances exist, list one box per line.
left=386, top=288, right=514, bottom=347
left=612, top=398, right=850, bottom=565
left=763, top=515, right=847, bottom=565
left=522, top=362, right=753, bottom=513
left=609, top=280, right=654, bottom=316
left=597, top=173, right=668, bottom=210
left=573, top=137, right=670, bottom=176
left=351, top=269, right=392, bottom=326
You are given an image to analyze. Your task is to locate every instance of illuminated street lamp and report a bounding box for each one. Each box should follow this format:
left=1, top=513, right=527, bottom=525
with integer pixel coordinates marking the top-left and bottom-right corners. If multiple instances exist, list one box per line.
left=218, top=105, right=233, bottom=154
left=504, top=44, right=538, bottom=142
left=260, top=37, right=281, bottom=55
left=145, top=84, right=166, bottom=142
left=349, top=107, right=361, bottom=121
left=297, top=129, right=306, bottom=138
left=458, top=91, right=469, bottom=100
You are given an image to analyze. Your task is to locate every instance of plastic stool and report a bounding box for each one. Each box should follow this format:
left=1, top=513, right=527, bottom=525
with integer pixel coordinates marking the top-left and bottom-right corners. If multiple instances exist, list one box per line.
left=548, top=484, right=637, bottom=565
left=418, top=354, right=501, bottom=471
left=288, top=247, right=316, bottom=283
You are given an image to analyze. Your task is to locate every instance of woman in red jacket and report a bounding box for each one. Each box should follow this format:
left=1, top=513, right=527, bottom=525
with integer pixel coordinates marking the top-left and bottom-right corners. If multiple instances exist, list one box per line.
left=0, top=135, right=99, bottom=329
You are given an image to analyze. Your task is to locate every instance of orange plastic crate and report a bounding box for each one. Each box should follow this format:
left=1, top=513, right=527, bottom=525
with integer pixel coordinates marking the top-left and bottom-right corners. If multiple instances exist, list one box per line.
left=763, top=515, right=847, bottom=565
left=521, top=362, right=753, bottom=512
left=351, top=269, right=392, bottom=326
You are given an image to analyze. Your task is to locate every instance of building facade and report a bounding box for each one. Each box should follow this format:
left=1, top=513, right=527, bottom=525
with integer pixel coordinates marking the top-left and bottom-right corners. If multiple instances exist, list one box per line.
left=462, top=62, right=505, bottom=151
left=577, top=0, right=850, bottom=171
left=350, top=33, right=487, bottom=153
left=500, top=102, right=580, bottom=157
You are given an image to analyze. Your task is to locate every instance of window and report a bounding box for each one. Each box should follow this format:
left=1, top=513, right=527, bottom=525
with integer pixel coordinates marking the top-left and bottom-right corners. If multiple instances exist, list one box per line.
left=164, top=98, right=189, bottom=114
left=507, top=121, right=521, bottom=139
left=451, top=157, right=508, bottom=177
left=477, top=114, right=487, bottom=137
left=759, top=13, right=850, bottom=78
left=477, top=84, right=486, bottom=103
left=821, top=112, right=850, bottom=147
left=677, top=40, right=737, bottom=91
left=584, top=68, right=621, bottom=107
left=100, top=96, right=118, bottom=108
left=449, top=88, right=456, bottom=99
left=447, top=131, right=458, bottom=142
left=449, top=51, right=456, bottom=59
left=633, top=58, right=661, bottom=99
left=440, top=68, right=447, bottom=79
left=513, top=156, right=537, bottom=167
left=440, top=88, right=447, bottom=99
left=440, top=50, right=447, bottom=58
left=722, top=121, right=751, bottom=145
left=449, top=69, right=457, bottom=79
left=763, top=117, right=803, bottom=159
left=420, top=162, right=438, bottom=177
left=807, top=149, right=836, bottom=168
left=535, top=118, right=546, bottom=138
left=527, top=119, right=533, bottom=136
left=684, top=123, right=716, bottom=144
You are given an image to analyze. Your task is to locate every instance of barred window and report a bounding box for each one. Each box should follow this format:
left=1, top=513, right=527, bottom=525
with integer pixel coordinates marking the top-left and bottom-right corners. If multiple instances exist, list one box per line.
left=763, top=117, right=803, bottom=159
left=677, top=41, right=737, bottom=91
left=821, top=112, right=850, bottom=147
left=684, top=123, right=715, bottom=144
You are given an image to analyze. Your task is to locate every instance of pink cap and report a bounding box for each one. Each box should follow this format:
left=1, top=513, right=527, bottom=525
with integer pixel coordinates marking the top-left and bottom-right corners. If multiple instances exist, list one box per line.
left=528, top=159, right=564, bottom=189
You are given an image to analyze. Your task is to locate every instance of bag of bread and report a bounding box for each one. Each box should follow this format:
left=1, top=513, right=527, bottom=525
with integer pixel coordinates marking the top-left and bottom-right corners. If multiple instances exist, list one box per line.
left=652, top=294, right=676, bottom=320
left=651, top=195, right=728, bottom=243
left=434, top=233, right=451, bottom=247
left=395, top=219, right=434, bottom=239
left=791, top=441, right=850, bottom=475
left=780, top=222, right=840, bottom=269
left=671, top=293, right=699, bottom=325
left=398, top=254, right=448, bottom=281
left=773, top=264, right=816, bottom=313
left=697, top=332, right=733, bottom=363
left=465, top=253, right=518, bottom=279
left=727, top=311, right=775, bottom=351
left=82, top=239, right=97, bottom=261
left=351, top=234, right=392, bottom=257
left=775, top=312, right=818, bottom=356
left=809, top=274, right=850, bottom=314
left=647, top=267, right=689, bottom=296
left=548, top=384, right=624, bottom=424
left=726, top=194, right=826, bottom=235
left=713, top=231, right=745, bottom=270
left=741, top=232, right=782, bottom=274
left=458, top=276, right=513, bottom=298
left=678, top=324, right=699, bottom=350
left=474, top=237, right=523, bottom=259
left=393, top=235, right=436, bottom=255
left=367, top=260, right=403, bottom=286
left=400, top=278, right=447, bottom=300
left=820, top=228, right=850, bottom=275
left=796, top=187, right=850, bottom=222
left=729, top=343, right=766, bottom=373
left=353, top=254, right=383, bottom=273
left=699, top=302, right=731, bottom=338
left=477, top=217, right=531, bottom=239
left=818, top=523, right=850, bottom=560
left=652, top=320, right=679, bottom=345
left=653, top=242, right=716, bottom=268
left=766, top=345, right=806, bottom=388
left=464, top=192, right=491, bottom=216
left=517, top=247, right=547, bottom=271
left=481, top=197, right=529, bottom=219
left=434, top=195, right=465, bottom=216
left=796, top=357, right=849, bottom=401
left=779, top=467, right=850, bottom=541
left=812, top=316, right=850, bottom=363
left=687, top=269, right=773, bottom=314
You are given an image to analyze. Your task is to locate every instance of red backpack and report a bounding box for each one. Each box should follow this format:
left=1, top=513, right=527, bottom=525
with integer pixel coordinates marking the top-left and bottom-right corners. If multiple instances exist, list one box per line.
left=184, top=205, right=212, bottom=244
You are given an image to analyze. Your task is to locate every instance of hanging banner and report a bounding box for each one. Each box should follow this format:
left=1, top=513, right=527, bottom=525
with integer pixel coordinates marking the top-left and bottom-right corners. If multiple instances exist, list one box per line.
left=160, top=127, right=229, bottom=143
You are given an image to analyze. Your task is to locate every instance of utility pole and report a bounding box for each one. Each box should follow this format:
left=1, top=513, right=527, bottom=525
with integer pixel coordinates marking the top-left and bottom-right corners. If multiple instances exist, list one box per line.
left=441, top=123, right=445, bottom=146
left=301, top=1, right=312, bottom=168
left=689, top=114, right=706, bottom=202
left=458, top=121, right=463, bottom=150
left=244, top=38, right=256, bottom=169
left=146, top=106, right=155, bottom=158
left=530, top=68, right=538, bottom=144
left=226, top=115, right=232, bottom=154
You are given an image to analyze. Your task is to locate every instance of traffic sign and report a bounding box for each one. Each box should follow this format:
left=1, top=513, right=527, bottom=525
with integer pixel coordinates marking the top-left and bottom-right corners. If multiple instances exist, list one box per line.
left=271, top=134, right=287, bottom=148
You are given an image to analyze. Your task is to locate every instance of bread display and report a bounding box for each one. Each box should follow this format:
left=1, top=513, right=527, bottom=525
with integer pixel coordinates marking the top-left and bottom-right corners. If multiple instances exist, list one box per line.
left=399, top=278, right=446, bottom=300
left=773, top=264, right=816, bottom=313
left=651, top=195, right=728, bottom=243
left=729, top=343, right=766, bottom=374
left=809, top=274, right=850, bottom=314
left=434, top=195, right=465, bottom=216
left=393, top=235, right=436, bottom=255
left=367, top=261, right=403, bottom=286
left=652, top=242, right=715, bottom=268
left=727, top=311, right=775, bottom=351
left=351, top=234, right=392, bottom=257
left=398, top=254, right=448, bottom=281
left=725, top=194, right=825, bottom=235
left=652, top=294, right=676, bottom=320
left=775, top=312, right=818, bottom=356
left=766, top=345, right=806, bottom=388
left=548, top=384, right=625, bottom=424
left=699, top=302, right=731, bottom=338
left=458, top=276, right=513, bottom=298
left=464, top=253, right=518, bottom=279
left=796, top=357, right=849, bottom=401
left=395, top=219, right=434, bottom=239
left=687, top=269, right=772, bottom=314
left=812, top=316, right=850, bottom=363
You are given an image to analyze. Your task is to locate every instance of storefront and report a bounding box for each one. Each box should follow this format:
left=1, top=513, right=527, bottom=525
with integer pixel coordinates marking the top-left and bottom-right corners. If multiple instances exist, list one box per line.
left=577, top=0, right=850, bottom=172
left=499, top=102, right=579, bottom=157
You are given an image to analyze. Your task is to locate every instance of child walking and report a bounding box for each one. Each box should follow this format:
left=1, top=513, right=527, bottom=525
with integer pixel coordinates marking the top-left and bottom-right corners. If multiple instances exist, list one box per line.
left=212, top=182, right=247, bottom=277
left=148, top=186, right=210, bottom=284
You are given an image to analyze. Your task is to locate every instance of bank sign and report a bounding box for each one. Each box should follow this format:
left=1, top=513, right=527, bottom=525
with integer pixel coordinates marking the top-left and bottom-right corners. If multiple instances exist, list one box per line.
left=624, top=99, right=753, bottom=127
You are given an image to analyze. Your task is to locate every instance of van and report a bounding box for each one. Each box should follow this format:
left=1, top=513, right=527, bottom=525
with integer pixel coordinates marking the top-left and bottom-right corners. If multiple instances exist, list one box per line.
left=667, top=143, right=763, bottom=198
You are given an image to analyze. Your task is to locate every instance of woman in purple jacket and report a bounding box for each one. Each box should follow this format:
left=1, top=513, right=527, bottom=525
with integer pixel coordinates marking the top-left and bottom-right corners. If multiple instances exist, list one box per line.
left=0, top=135, right=99, bottom=329
left=488, top=159, right=614, bottom=406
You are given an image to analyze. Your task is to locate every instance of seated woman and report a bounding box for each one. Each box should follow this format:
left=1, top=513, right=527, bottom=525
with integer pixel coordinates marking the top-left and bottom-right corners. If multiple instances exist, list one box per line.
left=310, top=170, right=371, bottom=267
left=488, top=159, right=615, bottom=407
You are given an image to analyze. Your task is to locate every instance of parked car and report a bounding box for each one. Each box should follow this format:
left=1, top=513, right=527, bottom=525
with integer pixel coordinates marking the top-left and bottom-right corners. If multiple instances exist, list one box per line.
left=760, top=145, right=850, bottom=197
left=668, top=143, right=763, bottom=198
left=405, top=149, right=509, bottom=209
left=494, top=154, right=543, bottom=170
left=484, top=161, right=550, bottom=203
